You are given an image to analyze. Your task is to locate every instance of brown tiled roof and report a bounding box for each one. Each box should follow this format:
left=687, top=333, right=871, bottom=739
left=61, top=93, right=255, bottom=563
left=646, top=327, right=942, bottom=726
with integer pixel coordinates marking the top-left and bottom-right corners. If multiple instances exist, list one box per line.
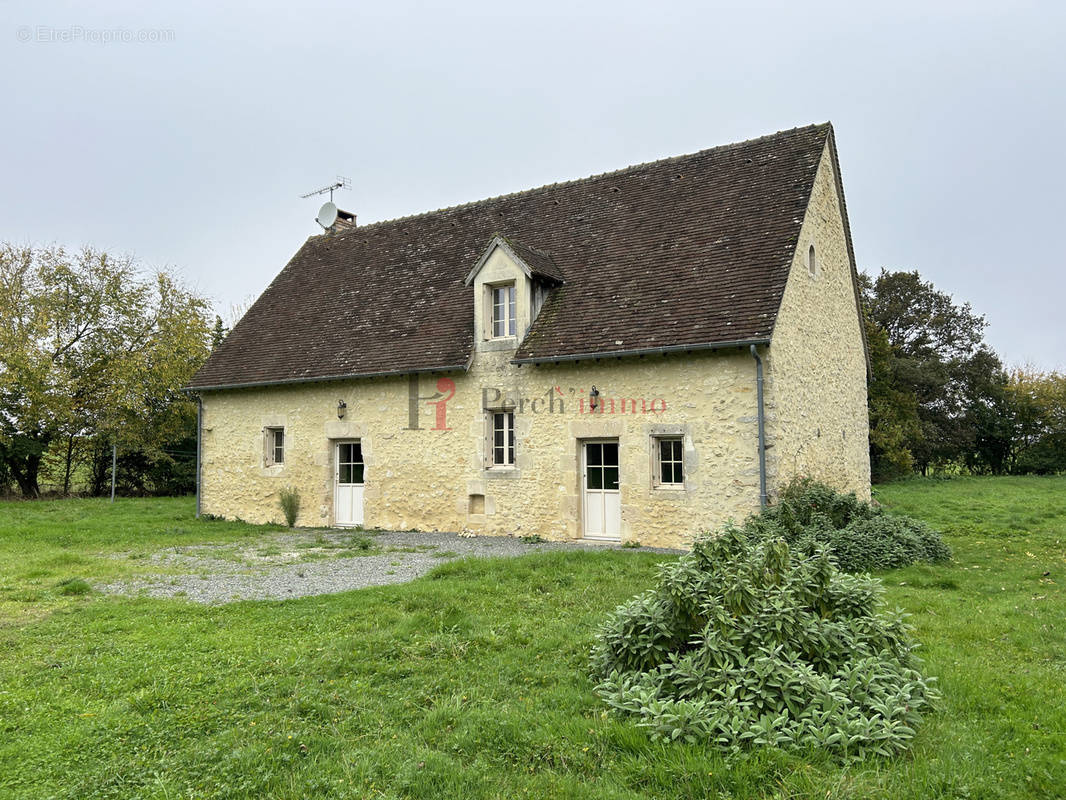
left=188, top=123, right=843, bottom=390
left=502, top=237, right=565, bottom=284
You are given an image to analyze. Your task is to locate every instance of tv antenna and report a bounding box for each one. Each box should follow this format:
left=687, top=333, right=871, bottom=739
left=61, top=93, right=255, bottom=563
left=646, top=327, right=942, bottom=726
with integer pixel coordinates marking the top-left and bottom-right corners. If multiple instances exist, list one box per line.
left=300, top=175, right=351, bottom=202
left=301, top=176, right=353, bottom=230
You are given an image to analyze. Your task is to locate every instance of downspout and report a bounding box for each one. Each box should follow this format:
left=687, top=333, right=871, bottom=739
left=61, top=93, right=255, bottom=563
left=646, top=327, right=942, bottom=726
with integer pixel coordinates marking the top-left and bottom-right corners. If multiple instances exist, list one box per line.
left=195, top=394, right=203, bottom=518
left=750, top=345, right=768, bottom=509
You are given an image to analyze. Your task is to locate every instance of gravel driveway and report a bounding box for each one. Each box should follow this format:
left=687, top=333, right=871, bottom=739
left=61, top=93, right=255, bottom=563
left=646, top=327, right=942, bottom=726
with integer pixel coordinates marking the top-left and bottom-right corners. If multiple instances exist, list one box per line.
left=100, top=529, right=679, bottom=604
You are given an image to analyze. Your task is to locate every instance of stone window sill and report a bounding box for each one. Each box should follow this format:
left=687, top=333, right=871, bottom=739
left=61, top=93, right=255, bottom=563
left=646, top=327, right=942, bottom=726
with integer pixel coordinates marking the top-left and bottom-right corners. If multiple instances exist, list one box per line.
left=478, top=338, right=518, bottom=352
left=484, top=466, right=521, bottom=480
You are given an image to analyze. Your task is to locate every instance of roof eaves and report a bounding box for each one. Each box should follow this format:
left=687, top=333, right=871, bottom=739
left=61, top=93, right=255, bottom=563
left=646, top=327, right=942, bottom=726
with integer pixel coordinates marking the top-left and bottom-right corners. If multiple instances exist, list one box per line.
left=184, top=362, right=470, bottom=393
left=825, top=126, right=873, bottom=380
left=511, top=337, right=772, bottom=366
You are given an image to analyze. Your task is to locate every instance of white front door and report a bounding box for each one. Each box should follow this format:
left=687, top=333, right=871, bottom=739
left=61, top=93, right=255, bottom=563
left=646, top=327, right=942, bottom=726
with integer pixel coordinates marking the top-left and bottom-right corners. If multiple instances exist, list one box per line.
left=582, top=440, right=621, bottom=540
left=334, top=441, right=364, bottom=527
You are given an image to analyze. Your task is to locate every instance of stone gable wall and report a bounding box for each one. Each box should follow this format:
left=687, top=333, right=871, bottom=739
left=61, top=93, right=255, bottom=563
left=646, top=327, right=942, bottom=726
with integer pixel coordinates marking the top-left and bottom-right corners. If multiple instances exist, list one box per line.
left=764, top=142, right=872, bottom=499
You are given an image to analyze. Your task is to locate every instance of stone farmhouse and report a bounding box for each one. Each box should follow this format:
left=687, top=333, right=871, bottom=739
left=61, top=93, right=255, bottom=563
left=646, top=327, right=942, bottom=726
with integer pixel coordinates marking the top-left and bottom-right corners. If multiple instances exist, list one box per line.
left=186, top=123, right=871, bottom=548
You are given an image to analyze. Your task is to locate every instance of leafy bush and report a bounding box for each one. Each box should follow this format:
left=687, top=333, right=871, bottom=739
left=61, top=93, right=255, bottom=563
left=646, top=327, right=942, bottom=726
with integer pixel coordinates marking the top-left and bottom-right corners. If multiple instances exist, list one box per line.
left=744, top=478, right=951, bottom=572
left=748, top=477, right=877, bottom=537
left=590, top=529, right=938, bottom=759
left=829, top=517, right=952, bottom=572
left=278, top=487, right=301, bottom=528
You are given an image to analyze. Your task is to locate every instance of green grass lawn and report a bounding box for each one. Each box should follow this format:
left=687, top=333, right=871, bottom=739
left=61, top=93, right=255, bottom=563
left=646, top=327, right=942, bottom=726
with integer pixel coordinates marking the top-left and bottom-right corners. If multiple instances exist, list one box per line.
left=1, top=479, right=1064, bottom=799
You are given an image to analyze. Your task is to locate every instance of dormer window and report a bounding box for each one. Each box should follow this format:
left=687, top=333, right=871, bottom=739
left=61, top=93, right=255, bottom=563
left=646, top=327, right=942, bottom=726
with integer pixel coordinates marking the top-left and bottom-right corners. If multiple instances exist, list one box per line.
left=491, top=283, right=517, bottom=338
left=466, top=236, right=561, bottom=347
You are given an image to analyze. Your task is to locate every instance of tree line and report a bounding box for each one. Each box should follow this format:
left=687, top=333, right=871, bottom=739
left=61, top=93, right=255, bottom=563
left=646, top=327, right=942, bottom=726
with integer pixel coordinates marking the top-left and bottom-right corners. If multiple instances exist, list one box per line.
left=0, top=244, right=214, bottom=497
left=863, top=269, right=1065, bottom=481
left=0, top=243, right=1062, bottom=498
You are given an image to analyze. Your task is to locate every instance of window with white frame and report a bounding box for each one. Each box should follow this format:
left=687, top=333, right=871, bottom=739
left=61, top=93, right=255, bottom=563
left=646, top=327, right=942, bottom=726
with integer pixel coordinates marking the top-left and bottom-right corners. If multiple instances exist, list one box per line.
left=654, top=436, right=683, bottom=486
left=490, top=411, right=515, bottom=467
left=491, top=283, right=517, bottom=338
left=265, top=427, right=285, bottom=466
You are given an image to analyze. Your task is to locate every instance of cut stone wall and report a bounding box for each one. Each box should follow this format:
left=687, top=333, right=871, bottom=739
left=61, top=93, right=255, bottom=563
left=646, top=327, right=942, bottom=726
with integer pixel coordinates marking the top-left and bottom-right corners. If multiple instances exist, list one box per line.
left=200, top=348, right=763, bottom=548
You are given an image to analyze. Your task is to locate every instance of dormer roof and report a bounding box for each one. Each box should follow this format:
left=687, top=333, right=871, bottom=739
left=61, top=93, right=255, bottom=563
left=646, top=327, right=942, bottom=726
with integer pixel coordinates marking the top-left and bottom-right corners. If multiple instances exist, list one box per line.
left=463, top=235, right=564, bottom=287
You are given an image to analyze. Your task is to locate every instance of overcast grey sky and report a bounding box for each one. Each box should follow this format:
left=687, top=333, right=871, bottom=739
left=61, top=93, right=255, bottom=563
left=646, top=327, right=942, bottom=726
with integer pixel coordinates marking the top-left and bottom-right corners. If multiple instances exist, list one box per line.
left=3, top=0, right=1064, bottom=369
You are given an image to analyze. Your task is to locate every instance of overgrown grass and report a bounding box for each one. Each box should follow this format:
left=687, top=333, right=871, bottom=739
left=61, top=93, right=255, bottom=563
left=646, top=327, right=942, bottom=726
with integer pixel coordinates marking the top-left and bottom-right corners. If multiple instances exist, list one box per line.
left=0, top=480, right=1064, bottom=798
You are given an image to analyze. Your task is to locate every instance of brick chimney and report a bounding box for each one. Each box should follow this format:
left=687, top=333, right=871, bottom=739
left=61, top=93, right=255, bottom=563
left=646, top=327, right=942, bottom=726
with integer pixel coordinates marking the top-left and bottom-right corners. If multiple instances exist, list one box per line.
left=331, top=208, right=357, bottom=232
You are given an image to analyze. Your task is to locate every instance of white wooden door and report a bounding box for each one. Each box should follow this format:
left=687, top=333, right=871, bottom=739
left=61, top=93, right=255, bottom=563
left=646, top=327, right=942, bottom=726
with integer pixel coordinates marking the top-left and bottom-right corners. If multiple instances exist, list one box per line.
left=582, top=440, right=621, bottom=540
left=334, top=441, right=364, bottom=527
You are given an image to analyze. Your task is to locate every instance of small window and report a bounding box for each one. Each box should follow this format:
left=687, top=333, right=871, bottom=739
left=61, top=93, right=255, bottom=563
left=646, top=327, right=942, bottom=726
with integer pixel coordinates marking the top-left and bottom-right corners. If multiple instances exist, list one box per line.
left=654, top=437, right=683, bottom=486
left=586, top=441, right=620, bottom=491
left=491, top=283, right=517, bottom=338
left=491, top=411, right=515, bottom=467
left=265, top=427, right=285, bottom=466
left=807, top=244, right=817, bottom=277
left=337, top=441, right=364, bottom=484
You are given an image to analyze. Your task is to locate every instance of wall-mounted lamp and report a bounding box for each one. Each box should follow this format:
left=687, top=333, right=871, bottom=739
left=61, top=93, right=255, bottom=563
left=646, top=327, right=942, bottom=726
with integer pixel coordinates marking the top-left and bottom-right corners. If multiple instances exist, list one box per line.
left=589, top=386, right=600, bottom=411
left=337, top=400, right=347, bottom=419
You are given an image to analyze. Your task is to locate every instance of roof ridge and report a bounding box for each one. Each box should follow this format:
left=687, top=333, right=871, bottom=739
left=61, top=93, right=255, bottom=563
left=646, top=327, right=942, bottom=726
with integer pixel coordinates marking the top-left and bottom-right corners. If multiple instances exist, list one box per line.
left=329, top=122, right=830, bottom=238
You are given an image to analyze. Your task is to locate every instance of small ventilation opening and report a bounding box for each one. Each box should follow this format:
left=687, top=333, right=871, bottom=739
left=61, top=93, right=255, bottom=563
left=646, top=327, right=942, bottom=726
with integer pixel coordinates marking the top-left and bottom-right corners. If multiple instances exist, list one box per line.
left=807, top=244, right=817, bottom=277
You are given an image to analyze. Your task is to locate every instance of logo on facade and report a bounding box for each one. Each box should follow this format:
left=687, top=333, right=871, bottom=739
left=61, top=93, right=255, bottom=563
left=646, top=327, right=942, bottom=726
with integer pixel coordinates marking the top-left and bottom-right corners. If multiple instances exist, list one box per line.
left=483, top=387, right=666, bottom=415
left=406, top=376, right=666, bottom=432
left=406, top=374, right=456, bottom=431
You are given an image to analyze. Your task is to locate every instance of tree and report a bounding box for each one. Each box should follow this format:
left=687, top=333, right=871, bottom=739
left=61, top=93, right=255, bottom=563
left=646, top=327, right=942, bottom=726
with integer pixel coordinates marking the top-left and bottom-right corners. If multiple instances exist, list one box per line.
left=860, top=269, right=999, bottom=475
left=957, top=347, right=1013, bottom=474
left=1005, top=367, right=1066, bottom=474
left=864, top=318, right=920, bottom=480
left=860, top=270, right=986, bottom=362
left=211, top=315, right=227, bottom=350
left=0, top=244, right=211, bottom=497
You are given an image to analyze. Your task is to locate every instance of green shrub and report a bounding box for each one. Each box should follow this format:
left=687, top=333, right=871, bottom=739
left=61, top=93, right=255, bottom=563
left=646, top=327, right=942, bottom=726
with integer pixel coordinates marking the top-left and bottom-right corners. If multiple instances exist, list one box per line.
left=347, top=535, right=373, bottom=551
left=744, top=478, right=951, bottom=572
left=830, top=516, right=953, bottom=572
left=764, top=477, right=878, bottom=533
left=55, top=577, right=92, bottom=596
left=278, top=487, right=301, bottom=528
left=590, top=529, right=938, bottom=759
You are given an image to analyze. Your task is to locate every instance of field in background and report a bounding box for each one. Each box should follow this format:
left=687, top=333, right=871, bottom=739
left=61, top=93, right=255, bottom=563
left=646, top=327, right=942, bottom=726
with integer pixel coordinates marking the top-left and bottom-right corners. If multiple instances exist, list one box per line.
left=0, top=477, right=1063, bottom=798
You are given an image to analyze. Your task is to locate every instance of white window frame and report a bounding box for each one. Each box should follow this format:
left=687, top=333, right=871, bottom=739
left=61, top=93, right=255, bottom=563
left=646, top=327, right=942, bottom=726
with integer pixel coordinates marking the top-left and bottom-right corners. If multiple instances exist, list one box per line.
left=265, top=426, right=285, bottom=466
left=490, top=282, right=517, bottom=339
left=489, top=410, right=515, bottom=468
left=653, top=435, right=684, bottom=488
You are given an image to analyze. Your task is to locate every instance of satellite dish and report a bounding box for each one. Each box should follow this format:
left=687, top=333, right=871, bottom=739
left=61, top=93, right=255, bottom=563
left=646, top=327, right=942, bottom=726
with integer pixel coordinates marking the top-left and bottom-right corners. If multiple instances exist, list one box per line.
left=316, top=201, right=339, bottom=229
